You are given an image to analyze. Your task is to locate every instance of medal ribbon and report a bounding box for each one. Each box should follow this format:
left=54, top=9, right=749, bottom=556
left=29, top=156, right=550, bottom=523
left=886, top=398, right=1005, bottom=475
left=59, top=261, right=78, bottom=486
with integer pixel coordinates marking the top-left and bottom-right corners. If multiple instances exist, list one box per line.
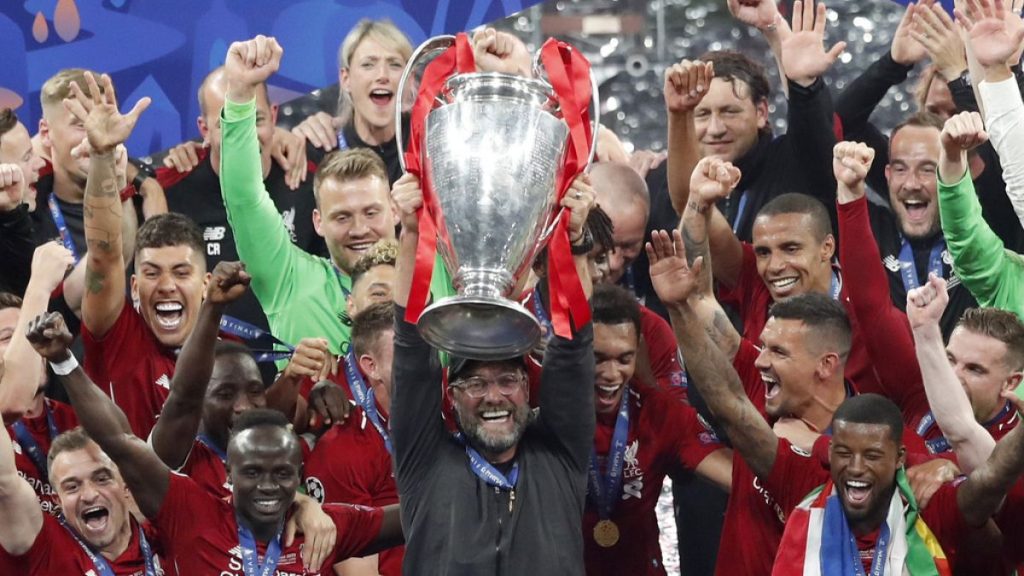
left=47, top=194, right=81, bottom=264
left=529, top=287, right=553, bottom=343
left=219, top=315, right=295, bottom=364
left=344, top=347, right=392, bottom=454
left=238, top=521, right=284, bottom=576
left=587, top=390, right=630, bottom=520
left=454, top=432, right=519, bottom=490
left=538, top=38, right=593, bottom=338
left=730, top=190, right=750, bottom=235
left=196, top=432, right=228, bottom=464
left=12, top=399, right=60, bottom=479
left=59, top=516, right=157, bottom=576
left=822, top=490, right=893, bottom=576
left=897, top=237, right=945, bottom=293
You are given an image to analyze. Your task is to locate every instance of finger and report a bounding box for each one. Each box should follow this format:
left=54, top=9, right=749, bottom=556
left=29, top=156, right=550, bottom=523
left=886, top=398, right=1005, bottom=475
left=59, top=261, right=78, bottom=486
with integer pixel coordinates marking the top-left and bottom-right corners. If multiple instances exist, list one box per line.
left=62, top=95, right=90, bottom=123
left=826, top=41, right=847, bottom=62
left=672, top=228, right=687, bottom=260
left=814, top=1, right=828, bottom=34
left=186, top=143, right=201, bottom=168
left=792, top=0, right=804, bottom=31
left=283, top=515, right=297, bottom=547
left=124, top=97, right=152, bottom=124
left=1003, top=389, right=1024, bottom=415
left=311, top=119, right=335, bottom=151
left=84, top=72, right=103, bottom=106
left=954, top=8, right=974, bottom=31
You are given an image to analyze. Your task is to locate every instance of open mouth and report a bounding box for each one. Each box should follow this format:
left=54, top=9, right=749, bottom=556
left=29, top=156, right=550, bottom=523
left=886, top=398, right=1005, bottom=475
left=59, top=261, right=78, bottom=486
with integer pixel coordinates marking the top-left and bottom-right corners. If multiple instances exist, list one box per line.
left=844, top=480, right=872, bottom=506
left=253, top=497, right=283, bottom=515
left=81, top=506, right=110, bottom=533
left=369, top=89, right=394, bottom=107
left=762, top=373, right=780, bottom=401
left=480, top=409, right=511, bottom=425
left=154, top=301, right=184, bottom=330
left=901, top=199, right=930, bottom=223
left=768, top=277, right=799, bottom=295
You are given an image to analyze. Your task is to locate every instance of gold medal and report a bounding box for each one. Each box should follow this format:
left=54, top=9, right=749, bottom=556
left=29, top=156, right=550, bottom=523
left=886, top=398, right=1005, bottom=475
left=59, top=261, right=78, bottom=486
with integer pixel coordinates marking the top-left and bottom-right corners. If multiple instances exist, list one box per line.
left=593, top=519, right=620, bottom=548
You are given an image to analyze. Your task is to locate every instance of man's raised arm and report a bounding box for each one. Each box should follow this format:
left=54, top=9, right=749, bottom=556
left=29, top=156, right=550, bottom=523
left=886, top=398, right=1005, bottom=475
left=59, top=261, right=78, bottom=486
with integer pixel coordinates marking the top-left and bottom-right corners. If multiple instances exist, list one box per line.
left=647, top=227, right=777, bottom=479
left=71, top=72, right=150, bottom=338
left=0, top=404, right=43, bottom=555
left=908, top=276, right=995, bottom=473
left=150, top=262, right=250, bottom=469
left=956, top=393, right=1024, bottom=527
left=26, top=312, right=169, bottom=519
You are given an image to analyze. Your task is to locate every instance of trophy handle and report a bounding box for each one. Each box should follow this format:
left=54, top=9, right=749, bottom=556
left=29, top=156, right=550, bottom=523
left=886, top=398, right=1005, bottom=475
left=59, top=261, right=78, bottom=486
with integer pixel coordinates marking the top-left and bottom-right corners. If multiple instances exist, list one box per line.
left=396, top=35, right=458, bottom=173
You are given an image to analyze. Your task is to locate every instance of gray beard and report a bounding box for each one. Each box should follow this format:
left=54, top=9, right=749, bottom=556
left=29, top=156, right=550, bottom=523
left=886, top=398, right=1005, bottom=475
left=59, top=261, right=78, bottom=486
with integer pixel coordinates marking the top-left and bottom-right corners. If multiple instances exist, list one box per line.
left=456, top=403, right=535, bottom=457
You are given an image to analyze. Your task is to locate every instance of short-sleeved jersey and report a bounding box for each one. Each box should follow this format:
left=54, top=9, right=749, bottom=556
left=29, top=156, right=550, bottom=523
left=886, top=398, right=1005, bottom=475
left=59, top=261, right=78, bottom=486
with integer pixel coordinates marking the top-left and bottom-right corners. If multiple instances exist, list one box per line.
left=178, top=439, right=231, bottom=499
left=584, top=384, right=722, bottom=576
left=717, top=242, right=882, bottom=398
left=82, top=301, right=175, bottom=439
left=155, top=472, right=383, bottom=575
left=714, top=341, right=831, bottom=576
left=304, top=402, right=402, bottom=576
left=0, top=511, right=163, bottom=575
left=6, top=398, right=78, bottom=515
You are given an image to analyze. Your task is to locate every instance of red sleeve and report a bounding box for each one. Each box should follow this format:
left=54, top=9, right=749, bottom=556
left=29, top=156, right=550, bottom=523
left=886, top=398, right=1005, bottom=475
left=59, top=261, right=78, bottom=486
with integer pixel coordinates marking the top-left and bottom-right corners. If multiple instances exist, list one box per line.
left=993, top=478, right=1024, bottom=558
left=837, top=198, right=929, bottom=427
left=764, top=437, right=831, bottom=515
left=306, top=427, right=376, bottom=506
left=153, top=472, right=223, bottom=558
left=81, top=299, right=141, bottom=379
left=651, top=389, right=724, bottom=469
left=920, top=483, right=969, bottom=551
left=639, top=307, right=686, bottom=394
left=0, top=513, right=67, bottom=573
left=717, top=242, right=759, bottom=314
left=155, top=147, right=208, bottom=190
left=325, top=503, right=385, bottom=562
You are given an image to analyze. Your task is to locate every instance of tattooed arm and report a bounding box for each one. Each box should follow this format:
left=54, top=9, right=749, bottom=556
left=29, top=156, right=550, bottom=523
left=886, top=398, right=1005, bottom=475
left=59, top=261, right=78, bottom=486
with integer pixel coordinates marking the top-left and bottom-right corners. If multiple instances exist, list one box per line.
left=68, top=73, right=150, bottom=338
left=678, top=157, right=743, bottom=361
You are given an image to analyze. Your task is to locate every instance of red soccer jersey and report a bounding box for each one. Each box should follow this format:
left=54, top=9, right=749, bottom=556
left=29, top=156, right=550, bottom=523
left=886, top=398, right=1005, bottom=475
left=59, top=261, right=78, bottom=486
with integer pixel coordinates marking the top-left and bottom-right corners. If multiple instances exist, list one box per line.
left=179, top=439, right=231, bottom=499
left=718, top=242, right=882, bottom=398
left=82, top=301, right=174, bottom=439
left=0, top=511, right=164, bottom=575
left=154, top=472, right=383, bottom=575
left=584, top=384, right=722, bottom=576
left=304, top=402, right=402, bottom=576
left=6, top=398, right=77, bottom=515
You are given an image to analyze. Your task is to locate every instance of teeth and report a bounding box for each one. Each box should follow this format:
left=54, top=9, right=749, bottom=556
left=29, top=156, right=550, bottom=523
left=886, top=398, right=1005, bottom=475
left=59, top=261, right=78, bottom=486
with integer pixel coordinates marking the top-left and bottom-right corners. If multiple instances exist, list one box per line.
left=598, top=385, right=620, bottom=393
left=847, top=480, right=869, bottom=488
left=348, top=243, right=373, bottom=251
left=760, top=373, right=778, bottom=384
left=481, top=410, right=510, bottom=420
left=155, top=302, right=183, bottom=312
left=254, top=499, right=280, bottom=512
left=156, top=315, right=182, bottom=329
left=370, top=89, right=392, bottom=96
left=770, top=278, right=798, bottom=289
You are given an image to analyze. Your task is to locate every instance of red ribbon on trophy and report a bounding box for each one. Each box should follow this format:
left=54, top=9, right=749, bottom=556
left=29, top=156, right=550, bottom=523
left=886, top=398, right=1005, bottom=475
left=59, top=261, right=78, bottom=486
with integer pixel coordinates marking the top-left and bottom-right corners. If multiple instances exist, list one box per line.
left=402, top=33, right=594, bottom=340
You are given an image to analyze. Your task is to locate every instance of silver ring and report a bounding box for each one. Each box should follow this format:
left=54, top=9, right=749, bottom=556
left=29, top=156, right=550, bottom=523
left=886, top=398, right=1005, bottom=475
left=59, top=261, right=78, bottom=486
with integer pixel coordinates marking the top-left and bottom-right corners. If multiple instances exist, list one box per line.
left=574, top=191, right=583, bottom=200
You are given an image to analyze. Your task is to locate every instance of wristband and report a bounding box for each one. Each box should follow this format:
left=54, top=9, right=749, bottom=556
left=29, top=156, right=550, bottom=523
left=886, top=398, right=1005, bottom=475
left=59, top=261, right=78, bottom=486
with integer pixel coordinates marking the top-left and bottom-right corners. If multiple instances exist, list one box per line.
left=49, top=354, right=79, bottom=376
left=119, top=184, right=137, bottom=203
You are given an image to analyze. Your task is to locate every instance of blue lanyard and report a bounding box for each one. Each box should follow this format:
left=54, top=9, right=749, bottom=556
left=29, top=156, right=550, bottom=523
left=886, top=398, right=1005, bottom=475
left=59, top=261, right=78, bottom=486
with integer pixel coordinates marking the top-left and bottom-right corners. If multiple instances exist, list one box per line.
left=344, top=347, right=392, bottom=454
left=332, top=265, right=352, bottom=299
left=454, top=432, right=519, bottom=490
left=238, top=521, right=284, bottom=576
left=529, top=288, right=553, bottom=342
left=47, top=194, right=80, bottom=263
left=337, top=132, right=350, bottom=151
left=197, top=432, right=228, bottom=464
left=897, top=237, right=945, bottom=293
left=836, top=496, right=892, bottom=576
left=587, top=391, right=630, bottom=520
left=12, top=400, right=60, bottom=479
left=59, top=516, right=157, bottom=576
left=830, top=268, right=842, bottom=300
left=219, top=316, right=295, bottom=363
left=731, top=190, right=750, bottom=234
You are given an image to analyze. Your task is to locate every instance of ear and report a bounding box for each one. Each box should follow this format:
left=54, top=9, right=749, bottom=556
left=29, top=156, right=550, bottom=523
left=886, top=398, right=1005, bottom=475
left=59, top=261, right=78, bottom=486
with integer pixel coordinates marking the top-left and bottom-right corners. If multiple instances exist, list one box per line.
left=313, top=208, right=324, bottom=237
left=130, top=273, right=140, bottom=304
left=38, top=118, right=52, bottom=149
left=884, top=163, right=892, bottom=183
left=896, top=444, right=907, bottom=469
left=815, top=352, right=841, bottom=381
left=754, top=99, right=769, bottom=130
left=358, top=353, right=376, bottom=380
left=1004, top=372, right=1023, bottom=393
left=346, top=294, right=356, bottom=319
left=201, top=272, right=212, bottom=300
left=341, top=67, right=351, bottom=94
left=821, top=233, right=836, bottom=261
left=197, top=116, right=209, bottom=144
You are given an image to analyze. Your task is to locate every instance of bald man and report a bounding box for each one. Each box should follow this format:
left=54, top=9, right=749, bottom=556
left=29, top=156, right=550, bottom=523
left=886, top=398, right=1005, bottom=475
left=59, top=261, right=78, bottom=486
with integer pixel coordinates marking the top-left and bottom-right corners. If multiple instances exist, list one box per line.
left=591, top=162, right=651, bottom=288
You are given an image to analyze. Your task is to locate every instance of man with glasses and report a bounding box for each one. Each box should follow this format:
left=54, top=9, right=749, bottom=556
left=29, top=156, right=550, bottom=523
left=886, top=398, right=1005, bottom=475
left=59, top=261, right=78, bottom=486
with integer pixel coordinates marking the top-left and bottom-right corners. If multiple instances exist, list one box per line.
left=389, top=171, right=596, bottom=574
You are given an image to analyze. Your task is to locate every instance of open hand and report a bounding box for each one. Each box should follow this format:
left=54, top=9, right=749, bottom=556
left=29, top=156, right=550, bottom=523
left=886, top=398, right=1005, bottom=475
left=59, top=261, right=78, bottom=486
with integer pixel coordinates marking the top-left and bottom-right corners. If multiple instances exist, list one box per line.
left=780, top=0, right=846, bottom=87
left=647, top=229, right=704, bottom=307
left=62, top=72, right=150, bottom=155
left=955, top=0, right=1024, bottom=68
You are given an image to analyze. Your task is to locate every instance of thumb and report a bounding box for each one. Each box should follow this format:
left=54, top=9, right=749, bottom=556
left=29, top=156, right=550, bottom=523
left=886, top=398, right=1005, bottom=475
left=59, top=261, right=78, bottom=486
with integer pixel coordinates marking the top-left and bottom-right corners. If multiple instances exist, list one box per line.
left=826, top=42, right=847, bottom=62
left=125, top=97, right=152, bottom=124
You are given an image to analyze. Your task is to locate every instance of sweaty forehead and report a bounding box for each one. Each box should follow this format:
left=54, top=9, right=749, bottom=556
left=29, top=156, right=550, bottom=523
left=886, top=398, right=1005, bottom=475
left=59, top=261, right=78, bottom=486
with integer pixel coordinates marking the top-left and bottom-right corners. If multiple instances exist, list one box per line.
left=228, top=426, right=301, bottom=463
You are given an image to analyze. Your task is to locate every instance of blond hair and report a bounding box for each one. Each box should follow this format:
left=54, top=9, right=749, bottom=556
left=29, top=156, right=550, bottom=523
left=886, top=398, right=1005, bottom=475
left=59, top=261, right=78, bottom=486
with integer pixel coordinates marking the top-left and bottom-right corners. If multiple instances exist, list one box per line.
left=313, top=148, right=389, bottom=205
left=40, top=68, right=104, bottom=116
left=338, top=19, right=412, bottom=71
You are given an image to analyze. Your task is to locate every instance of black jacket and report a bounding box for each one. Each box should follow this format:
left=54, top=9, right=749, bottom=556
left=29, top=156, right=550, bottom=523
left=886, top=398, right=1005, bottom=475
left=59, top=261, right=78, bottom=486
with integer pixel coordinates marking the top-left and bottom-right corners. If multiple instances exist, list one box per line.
left=391, top=305, right=595, bottom=576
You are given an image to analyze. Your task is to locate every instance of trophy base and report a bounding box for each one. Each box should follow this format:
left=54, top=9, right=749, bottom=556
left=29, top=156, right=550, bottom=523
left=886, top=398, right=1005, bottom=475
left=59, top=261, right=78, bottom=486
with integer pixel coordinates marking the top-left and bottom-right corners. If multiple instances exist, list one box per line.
left=417, top=296, right=542, bottom=361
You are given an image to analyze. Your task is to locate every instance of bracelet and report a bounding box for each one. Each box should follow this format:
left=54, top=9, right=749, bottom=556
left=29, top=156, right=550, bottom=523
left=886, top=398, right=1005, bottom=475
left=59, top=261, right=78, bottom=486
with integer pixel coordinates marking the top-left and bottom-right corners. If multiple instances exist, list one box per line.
left=49, top=354, right=79, bottom=376
left=762, top=14, right=781, bottom=32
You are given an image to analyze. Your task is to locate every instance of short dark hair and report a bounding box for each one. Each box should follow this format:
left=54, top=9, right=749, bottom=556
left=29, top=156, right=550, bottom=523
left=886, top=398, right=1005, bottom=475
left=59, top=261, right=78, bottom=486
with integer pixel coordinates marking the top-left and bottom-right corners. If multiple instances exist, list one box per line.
left=134, top=212, right=205, bottom=264
left=698, top=50, right=771, bottom=134
left=957, top=307, right=1024, bottom=371
left=351, top=302, right=394, bottom=357
left=534, top=204, right=616, bottom=268
left=0, top=292, right=23, bottom=311
left=832, top=394, right=904, bottom=442
left=47, top=427, right=105, bottom=485
left=769, top=293, right=852, bottom=360
left=755, top=193, right=833, bottom=243
left=214, top=339, right=254, bottom=359
left=591, top=284, right=641, bottom=335
left=889, top=112, right=943, bottom=158
left=231, top=407, right=291, bottom=437
left=0, top=108, right=18, bottom=145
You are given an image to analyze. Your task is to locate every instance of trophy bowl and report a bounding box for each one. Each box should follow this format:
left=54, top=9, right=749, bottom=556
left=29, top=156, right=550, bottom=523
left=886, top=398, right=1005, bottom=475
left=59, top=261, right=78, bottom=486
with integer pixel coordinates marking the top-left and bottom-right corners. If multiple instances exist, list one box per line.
left=398, top=36, right=597, bottom=360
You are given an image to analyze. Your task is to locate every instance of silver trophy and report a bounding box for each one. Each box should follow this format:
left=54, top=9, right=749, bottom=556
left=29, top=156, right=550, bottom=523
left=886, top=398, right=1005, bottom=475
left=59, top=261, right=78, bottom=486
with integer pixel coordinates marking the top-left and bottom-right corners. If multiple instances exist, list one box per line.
left=397, top=35, right=599, bottom=360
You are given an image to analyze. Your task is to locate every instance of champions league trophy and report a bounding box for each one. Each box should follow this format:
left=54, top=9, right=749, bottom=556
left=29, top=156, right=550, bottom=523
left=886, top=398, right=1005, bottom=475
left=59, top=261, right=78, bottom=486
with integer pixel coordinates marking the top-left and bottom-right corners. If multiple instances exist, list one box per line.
left=397, top=35, right=598, bottom=360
